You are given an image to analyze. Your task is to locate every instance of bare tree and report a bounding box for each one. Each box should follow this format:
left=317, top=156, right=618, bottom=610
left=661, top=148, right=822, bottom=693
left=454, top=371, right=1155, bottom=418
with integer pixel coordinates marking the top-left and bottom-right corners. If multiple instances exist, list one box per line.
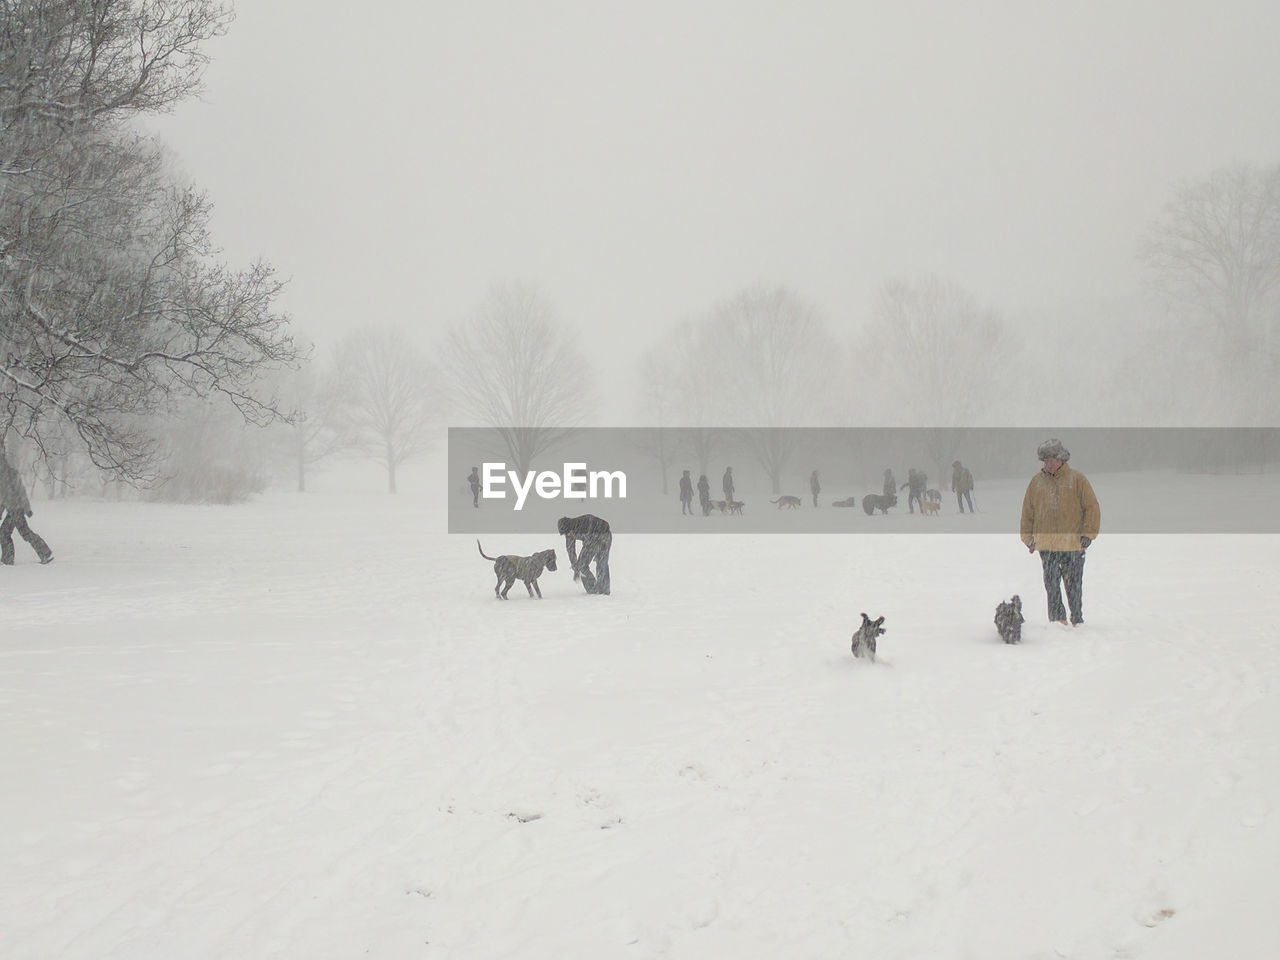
left=855, top=275, right=1021, bottom=480
left=633, top=345, right=683, bottom=494
left=1140, top=162, right=1280, bottom=356
left=146, top=395, right=272, bottom=504
left=439, top=281, right=589, bottom=475
left=1, top=1, right=299, bottom=482
left=273, top=357, right=350, bottom=493
left=327, top=326, right=436, bottom=494
left=693, top=285, right=844, bottom=493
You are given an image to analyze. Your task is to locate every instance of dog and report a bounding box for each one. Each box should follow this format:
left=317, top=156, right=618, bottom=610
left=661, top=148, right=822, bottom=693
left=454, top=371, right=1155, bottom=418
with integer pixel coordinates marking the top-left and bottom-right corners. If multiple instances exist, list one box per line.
left=919, top=499, right=940, bottom=516
left=477, top=540, right=558, bottom=599
left=861, top=493, right=897, bottom=515
left=728, top=500, right=745, bottom=515
left=831, top=497, right=858, bottom=508
left=851, top=613, right=886, bottom=661
left=770, top=495, right=802, bottom=509
left=710, top=499, right=728, bottom=514
left=995, top=595, right=1024, bottom=644
left=926, top=488, right=942, bottom=503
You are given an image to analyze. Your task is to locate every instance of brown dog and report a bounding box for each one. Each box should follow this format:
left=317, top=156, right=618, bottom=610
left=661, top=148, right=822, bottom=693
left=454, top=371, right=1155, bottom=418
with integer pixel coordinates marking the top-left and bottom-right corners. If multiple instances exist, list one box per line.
left=477, top=540, right=558, bottom=599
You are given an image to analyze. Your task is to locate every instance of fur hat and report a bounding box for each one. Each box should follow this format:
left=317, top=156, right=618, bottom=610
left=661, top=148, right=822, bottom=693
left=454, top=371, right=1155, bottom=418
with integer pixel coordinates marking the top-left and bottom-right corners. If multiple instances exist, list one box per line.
left=1036, top=438, right=1070, bottom=461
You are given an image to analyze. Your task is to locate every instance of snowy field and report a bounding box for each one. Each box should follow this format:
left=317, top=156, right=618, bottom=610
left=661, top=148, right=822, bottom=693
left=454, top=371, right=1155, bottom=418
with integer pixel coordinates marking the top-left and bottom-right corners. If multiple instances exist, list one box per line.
left=3, top=471, right=1279, bottom=959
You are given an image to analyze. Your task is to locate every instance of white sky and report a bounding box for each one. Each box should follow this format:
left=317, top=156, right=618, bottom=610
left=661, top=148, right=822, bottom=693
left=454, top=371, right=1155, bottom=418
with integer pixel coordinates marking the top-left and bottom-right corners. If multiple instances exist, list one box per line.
left=145, top=0, right=1280, bottom=413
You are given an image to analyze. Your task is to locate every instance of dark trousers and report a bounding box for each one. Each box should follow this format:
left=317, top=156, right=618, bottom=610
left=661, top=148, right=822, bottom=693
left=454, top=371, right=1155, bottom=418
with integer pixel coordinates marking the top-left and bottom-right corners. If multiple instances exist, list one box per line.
left=1, top=510, right=52, bottom=565
left=470, top=483, right=480, bottom=507
left=956, top=490, right=974, bottom=513
left=576, top=533, right=612, bottom=595
left=681, top=496, right=693, bottom=515
left=1039, top=550, right=1085, bottom=623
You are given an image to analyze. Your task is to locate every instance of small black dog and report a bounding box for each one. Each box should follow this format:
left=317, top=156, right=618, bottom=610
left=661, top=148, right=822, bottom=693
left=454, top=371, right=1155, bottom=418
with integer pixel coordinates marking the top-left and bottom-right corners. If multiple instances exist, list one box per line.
left=851, top=612, right=886, bottom=661
left=861, top=493, right=897, bottom=515
left=995, top=595, right=1024, bottom=644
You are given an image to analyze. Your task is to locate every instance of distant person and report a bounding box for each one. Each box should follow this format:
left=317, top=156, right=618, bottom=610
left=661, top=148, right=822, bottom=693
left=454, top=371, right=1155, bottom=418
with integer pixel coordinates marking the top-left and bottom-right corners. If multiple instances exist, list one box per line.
left=1020, top=439, right=1100, bottom=626
left=678, top=469, right=695, bottom=515
left=558, top=514, right=612, bottom=595
left=810, top=469, right=821, bottom=507
left=900, top=468, right=927, bottom=514
left=951, top=460, right=975, bottom=513
left=467, top=466, right=481, bottom=507
left=697, top=473, right=712, bottom=516
left=0, top=450, right=53, bottom=566
left=722, top=466, right=735, bottom=503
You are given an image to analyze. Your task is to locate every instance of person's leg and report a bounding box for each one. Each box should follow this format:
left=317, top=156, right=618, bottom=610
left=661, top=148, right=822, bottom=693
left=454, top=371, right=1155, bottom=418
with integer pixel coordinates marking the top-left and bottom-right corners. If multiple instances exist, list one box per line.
left=956, top=491, right=965, bottom=513
left=1040, top=551, right=1068, bottom=622
left=0, top=511, right=15, bottom=565
left=1064, top=551, right=1086, bottom=624
left=15, top=515, right=52, bottom=563
left=964, top=491, right=974, bottom=512
left=577, top=540, right=600, bottom=593
left=595, top=536, right=611, bottom=595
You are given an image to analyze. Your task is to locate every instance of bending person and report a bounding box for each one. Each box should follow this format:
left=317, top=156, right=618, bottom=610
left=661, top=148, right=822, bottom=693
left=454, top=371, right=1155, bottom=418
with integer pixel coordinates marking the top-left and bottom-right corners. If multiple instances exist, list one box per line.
left=557, top=514, right=611, bottom=595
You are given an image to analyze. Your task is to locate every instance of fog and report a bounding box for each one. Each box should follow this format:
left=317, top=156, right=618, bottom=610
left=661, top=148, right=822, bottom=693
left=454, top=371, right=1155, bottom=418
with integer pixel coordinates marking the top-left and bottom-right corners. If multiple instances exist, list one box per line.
left=144, top=0, right=1280, bottom=424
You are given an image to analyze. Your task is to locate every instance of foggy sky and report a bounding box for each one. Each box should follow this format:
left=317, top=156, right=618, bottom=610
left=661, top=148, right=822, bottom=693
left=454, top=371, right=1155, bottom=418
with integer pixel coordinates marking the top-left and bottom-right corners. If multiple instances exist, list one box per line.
left=146, top=0, right=1280, bottom=418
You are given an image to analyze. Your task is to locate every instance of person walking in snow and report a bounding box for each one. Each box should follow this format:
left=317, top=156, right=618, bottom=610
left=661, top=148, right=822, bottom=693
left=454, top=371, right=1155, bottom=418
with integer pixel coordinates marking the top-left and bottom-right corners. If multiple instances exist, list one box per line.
left=697, top=473, right=712, bottom=516
left=810, top=469, right=821, bottom=507
left=951, top=460, right=975, bottom=513
left=679, top=469, right=695, bottom=515
left=0, top=448, right=53, bottom=566
left=722, top=466, right=735, bottom=503
left=1020, top=439, right=1100, bottom=626
left=467, top=466, right=481, bottom=507
left=900, top=468, right=927, bottom=514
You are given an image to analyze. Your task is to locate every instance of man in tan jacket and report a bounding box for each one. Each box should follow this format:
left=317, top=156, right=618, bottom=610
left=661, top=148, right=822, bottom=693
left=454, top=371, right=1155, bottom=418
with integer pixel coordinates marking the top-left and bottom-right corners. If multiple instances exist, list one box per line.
left=1020, top=439, right=1099, bottom=626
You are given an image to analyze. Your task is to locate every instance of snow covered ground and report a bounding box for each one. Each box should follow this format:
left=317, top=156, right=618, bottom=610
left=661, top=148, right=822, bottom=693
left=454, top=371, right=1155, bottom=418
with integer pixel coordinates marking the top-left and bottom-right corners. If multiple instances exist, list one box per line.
left=3, top=469, right=1278, bottom=959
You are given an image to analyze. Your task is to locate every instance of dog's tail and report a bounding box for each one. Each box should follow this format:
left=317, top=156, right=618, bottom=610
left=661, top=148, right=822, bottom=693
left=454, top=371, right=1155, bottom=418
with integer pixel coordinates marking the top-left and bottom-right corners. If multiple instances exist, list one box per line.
left=477, top=539, right=498, bottom=562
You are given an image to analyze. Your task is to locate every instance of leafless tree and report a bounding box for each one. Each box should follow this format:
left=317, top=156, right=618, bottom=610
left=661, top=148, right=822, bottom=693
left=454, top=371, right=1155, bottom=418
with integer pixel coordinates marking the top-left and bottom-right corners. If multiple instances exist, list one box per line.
left=272, top=356, right=351, bottom=493
left=1140, top=162, right=1280, bottom=357
left=634, top=346, right=681, bottom=494
left=327, top=326, right=436, bottom=494
left=439, top=281, right=589, bottom=475
left=692, top=285, right=844, bottom=493
left=854, top=275, right=1022, bottom=480
left=145, top=395, right=272, bottom=504
left=1, top=1, right=299, bottom=482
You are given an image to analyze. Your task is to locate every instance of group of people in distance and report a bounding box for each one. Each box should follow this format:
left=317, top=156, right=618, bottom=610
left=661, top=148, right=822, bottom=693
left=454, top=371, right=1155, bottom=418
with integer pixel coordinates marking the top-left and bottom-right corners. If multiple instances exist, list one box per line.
left=677, top=466, right=742, bottom=517
left=677, top=460, right=978, bottom=517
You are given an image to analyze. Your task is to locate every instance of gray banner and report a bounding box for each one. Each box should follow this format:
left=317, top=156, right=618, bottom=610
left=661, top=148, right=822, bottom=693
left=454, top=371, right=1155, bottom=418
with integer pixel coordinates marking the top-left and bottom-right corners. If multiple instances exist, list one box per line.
left=449, top=427, right=1280, bottom=534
